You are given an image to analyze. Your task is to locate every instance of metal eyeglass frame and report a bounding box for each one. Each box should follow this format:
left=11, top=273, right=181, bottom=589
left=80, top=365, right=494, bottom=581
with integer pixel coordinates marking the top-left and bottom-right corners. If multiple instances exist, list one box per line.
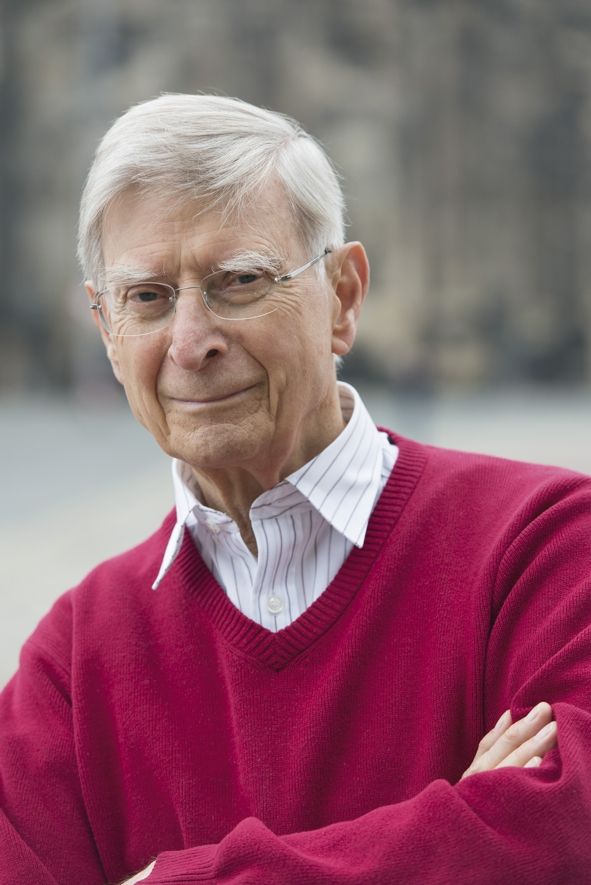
left=90, top=247, right=333, bottom=333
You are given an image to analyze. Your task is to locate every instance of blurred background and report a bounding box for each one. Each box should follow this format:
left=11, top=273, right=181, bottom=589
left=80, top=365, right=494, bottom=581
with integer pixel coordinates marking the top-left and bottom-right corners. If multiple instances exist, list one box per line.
left=1, top=0, right=591, bottom=684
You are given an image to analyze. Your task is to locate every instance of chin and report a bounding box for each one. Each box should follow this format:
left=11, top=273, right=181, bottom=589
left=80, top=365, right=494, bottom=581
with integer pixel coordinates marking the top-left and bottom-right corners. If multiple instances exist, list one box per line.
left=168, top=423, right=268, bottom=471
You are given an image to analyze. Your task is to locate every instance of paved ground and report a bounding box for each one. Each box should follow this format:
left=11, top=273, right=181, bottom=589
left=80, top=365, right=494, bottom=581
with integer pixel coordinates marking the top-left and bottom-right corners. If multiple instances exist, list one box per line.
left=2, top=385, right=590, bottom=687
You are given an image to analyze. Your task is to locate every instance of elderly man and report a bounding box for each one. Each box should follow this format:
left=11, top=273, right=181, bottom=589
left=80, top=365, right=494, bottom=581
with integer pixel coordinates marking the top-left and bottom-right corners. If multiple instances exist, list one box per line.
left=1, top=95, right=590, bottom=885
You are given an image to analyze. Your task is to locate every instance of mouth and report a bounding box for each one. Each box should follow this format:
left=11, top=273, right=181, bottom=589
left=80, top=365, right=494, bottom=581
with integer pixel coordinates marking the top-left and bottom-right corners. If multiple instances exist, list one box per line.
left=167, top=384, right=258, bottom=406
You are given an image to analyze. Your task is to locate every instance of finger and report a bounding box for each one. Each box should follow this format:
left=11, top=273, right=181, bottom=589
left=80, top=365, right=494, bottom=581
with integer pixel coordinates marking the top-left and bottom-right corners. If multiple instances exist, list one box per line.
left=479, top=702, right=553, bottom=770
left=470, top=709, right=512, bottom=764
left=462, top=710, right=513, bottom=778
left=468, top=702, right=553, bottom=774
left=495, top=720, right=557, bottom=769
left=125, top=862, right=156, bottom=884
left=524, top=756, right=543, bottom=768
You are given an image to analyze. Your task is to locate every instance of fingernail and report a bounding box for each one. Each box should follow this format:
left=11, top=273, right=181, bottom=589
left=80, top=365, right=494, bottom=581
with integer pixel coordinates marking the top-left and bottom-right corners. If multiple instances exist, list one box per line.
left=494, top=710, right=511, bottom=731
left=536, top=721, right=557, bottom=740
left=525, top=756, right=542, bottom=768
left=526, top=702, right=544, bottom=722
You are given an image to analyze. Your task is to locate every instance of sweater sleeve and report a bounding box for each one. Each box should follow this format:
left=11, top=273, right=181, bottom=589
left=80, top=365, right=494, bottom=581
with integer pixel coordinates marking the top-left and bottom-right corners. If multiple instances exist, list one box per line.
left=143, top=478, right=591, bottom=885
left=0, top=596, right=106, bottom=885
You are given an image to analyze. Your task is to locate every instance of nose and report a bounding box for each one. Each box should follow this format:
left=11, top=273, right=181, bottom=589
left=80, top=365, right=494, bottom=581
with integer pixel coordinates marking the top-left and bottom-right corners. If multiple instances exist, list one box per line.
left=167, top=286, right=229, bottom=371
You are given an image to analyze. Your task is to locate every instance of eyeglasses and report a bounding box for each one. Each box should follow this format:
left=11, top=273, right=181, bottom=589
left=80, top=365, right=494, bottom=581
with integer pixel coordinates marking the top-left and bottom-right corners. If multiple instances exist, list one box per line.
left=90, top=248, right=332, bottom=337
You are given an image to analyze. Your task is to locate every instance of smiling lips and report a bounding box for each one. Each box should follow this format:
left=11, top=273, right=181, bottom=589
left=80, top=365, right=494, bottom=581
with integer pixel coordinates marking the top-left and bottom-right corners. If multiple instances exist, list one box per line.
left=166, top=384, right=257, bottom=405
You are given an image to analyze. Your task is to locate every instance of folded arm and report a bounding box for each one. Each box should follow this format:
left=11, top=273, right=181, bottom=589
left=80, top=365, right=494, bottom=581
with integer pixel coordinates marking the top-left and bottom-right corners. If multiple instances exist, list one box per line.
left=128, top=481, right=591, bottom=884
left=3, top=479, right=590, bottom=885
left=123, top=707, right=558, bottom=884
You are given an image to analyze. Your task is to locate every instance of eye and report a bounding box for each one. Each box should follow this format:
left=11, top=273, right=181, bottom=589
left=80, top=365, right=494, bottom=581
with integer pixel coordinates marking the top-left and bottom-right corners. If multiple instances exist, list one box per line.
left=134, top=290, right=161, bottom=303
left=233, top=271, right=261, bottom=286
left=221, top=270, right=265, bottom=290
left=126, top=284, right=172, bottom=305
left=205, top=269, right=271, bottom=307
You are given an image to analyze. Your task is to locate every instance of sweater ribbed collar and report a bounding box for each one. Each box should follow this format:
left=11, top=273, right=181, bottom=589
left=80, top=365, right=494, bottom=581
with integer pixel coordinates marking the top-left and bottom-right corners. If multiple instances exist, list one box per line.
left=163, top=433, right=427, bottom=670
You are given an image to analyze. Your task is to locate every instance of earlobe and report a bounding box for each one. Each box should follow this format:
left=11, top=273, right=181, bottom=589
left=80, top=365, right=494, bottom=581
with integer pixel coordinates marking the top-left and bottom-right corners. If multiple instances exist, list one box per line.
left=330, top=242, right=370, bottom=357
left=84, top=280, right=124, bottom=385
left=104, top=339, right=124, bottom=385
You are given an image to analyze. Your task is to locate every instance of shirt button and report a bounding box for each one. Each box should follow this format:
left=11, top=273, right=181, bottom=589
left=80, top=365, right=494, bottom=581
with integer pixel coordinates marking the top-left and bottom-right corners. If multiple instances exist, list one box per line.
left=267, top=595, right=284, bottom=615
left=206, top=519, right=220, bottom=534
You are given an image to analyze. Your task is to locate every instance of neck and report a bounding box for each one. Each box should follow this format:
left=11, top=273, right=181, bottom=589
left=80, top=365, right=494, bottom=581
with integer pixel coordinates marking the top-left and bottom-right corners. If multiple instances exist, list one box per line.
left=190, top=395, right=346, bottom=554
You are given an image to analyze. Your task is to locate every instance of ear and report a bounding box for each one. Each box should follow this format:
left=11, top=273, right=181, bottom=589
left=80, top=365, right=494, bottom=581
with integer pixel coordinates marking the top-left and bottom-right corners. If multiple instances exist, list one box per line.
left=329, top=242, right=370, bottom=357
left=84, top=281, right=124, bottom=385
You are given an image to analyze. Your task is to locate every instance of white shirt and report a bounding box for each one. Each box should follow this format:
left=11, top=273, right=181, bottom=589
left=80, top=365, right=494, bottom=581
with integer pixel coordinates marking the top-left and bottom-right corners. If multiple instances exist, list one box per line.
left=153, top=383, right=398, bottom=631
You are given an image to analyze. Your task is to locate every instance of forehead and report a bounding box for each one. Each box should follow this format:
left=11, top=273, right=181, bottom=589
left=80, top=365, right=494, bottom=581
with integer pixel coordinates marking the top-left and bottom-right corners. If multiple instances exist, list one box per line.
left=101, top=182, right=302, bottom=276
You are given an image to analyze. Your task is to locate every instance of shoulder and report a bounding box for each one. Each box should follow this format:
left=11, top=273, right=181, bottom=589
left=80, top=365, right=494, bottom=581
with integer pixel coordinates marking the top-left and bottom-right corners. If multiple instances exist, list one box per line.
left=385, top=429, right=591, bottom=499
left=381, top=429, right=591, bottom=540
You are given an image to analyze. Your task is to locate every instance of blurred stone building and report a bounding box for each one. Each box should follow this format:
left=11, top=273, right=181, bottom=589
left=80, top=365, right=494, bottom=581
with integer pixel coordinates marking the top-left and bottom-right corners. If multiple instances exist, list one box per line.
left=1, top=0, right=591, bottom=392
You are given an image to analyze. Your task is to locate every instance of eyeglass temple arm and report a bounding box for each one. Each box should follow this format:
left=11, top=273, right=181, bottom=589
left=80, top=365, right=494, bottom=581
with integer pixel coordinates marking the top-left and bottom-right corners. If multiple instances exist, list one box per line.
left=277, top=247, right=332, bottom=282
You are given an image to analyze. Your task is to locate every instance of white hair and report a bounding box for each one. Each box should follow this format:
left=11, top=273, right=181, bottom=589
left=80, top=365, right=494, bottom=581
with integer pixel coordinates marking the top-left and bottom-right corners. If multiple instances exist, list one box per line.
left=77, top=93, right=346, bottom=285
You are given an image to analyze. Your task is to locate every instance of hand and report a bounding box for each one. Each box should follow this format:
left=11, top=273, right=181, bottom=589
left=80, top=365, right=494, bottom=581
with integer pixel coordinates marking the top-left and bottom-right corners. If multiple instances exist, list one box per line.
left=461, top=701, right=557, bottom=779
left=120, top=860, right=156, bottom=884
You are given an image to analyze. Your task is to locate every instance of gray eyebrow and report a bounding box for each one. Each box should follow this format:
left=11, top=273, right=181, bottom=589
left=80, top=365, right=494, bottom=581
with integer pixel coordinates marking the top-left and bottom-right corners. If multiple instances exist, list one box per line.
left=102, top=265, right=164, bottom=289
left=102, top=250, right=285, bottom=290
left=214, top=250, right=284, bottom=276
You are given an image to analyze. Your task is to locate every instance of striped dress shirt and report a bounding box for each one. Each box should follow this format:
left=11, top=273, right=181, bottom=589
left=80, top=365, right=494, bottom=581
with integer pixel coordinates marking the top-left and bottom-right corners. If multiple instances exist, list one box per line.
left=152, top=383, right=398, bottom=631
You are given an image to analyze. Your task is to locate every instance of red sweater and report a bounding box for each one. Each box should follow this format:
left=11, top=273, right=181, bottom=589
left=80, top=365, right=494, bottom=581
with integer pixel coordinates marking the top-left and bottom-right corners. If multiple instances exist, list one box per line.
left=1, top=434, right=591, bottom=884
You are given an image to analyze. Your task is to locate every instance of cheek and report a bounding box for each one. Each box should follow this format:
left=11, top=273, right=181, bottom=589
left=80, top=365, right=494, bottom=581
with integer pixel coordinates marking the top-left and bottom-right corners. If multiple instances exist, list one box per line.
left=263, top=291, right=334, bottom=357
left=116, top=345, right=163, bottom=423
left=258, top=327, right=334, bottom=415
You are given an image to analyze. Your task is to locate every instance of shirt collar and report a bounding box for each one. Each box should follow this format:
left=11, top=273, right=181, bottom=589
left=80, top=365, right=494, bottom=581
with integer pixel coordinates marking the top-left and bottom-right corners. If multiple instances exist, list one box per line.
left=284, top=383, right=385, bottom=546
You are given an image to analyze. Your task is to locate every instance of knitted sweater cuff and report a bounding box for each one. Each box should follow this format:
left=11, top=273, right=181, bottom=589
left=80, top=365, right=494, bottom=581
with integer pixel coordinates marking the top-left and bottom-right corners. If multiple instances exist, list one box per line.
left=150, top=845, right=217, bottom=882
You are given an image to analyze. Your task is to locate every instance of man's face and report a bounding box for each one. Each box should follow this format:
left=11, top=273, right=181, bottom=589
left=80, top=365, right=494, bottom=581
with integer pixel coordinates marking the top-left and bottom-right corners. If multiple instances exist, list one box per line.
left=91, top=184, right=365, bottom=483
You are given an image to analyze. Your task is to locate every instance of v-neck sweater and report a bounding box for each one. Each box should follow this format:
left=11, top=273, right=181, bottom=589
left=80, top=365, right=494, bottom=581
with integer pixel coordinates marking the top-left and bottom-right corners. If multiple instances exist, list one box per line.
left=155, top=383, right=397, bottom=629
left=1, top=433, right=591, bottom=884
